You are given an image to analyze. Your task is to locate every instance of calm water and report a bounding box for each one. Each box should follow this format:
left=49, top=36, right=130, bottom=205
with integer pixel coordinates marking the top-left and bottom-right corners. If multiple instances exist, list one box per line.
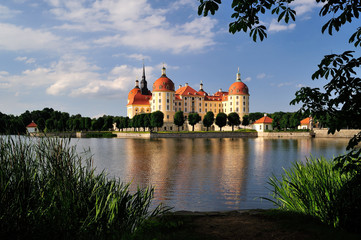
left=72, top=137, right=348, bottom=211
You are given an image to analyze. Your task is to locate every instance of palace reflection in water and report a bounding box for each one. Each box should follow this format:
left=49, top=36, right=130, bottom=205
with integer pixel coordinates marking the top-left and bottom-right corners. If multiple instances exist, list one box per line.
left=74, top=137, right=348, bottom=211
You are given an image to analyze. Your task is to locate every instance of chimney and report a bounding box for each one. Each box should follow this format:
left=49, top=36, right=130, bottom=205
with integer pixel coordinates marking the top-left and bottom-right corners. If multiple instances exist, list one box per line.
left=219, top=88, right=222, bottom=92
left=185, top=83, right=189, bottom=87
left=135, top=79, right=139, bottom=88
left=179, top=85, right=182, bottom=89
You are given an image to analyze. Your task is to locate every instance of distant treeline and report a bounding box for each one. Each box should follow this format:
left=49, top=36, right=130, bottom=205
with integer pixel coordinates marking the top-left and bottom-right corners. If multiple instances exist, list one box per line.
left=0, top=108, right=355, bottom=135
left=0, top=108, right=117, bottom=134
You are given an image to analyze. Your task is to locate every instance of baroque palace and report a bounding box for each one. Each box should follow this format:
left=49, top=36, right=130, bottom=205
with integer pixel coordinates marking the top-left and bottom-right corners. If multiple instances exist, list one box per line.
left=127, top=65, right=250, bottom=127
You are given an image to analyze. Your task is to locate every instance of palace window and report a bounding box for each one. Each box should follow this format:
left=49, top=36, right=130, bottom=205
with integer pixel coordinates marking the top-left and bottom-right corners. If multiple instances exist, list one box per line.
left=205, top=108, right=207, bottom=112
left=205, top=103, right=207, bottom=107
left=185, top=108, right=187, bottom=112
left=159, top=93, right=161, bottom=96
left=236, top=96, right=239, bottom=99
left=167, top=92, right=169, bottom=97
left=236, top=102, right=238, bottom=105
left=230, top=96, right=232, bottom=100
left=167, top=99, right=169, bottom=103
left=243, top=101, right=245, bottom=105
left=230, top=102, right=232, bottom=106
left=159, top=99, right=161, bottom=103
left=243, top=107, right=246, bottom=112
left=158, top=105, right=161, bottom=110
left=185, top=102, right=187, bottom=106
left=199, top=103, right=201, bottom=106
left=167, top=115, right=169, bottom=119
left=236, top=107, right=239, bottom=112
left=199, top=108, right=201, bottom=112
left=243, top=96, right=245, bottom=99
left=230, top=108, right=232, bottom=112
left=167, top=105, right=169, bottom=110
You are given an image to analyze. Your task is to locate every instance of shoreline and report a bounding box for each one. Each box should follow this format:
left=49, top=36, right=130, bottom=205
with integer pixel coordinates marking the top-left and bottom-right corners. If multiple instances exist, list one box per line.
left=28, top=128, right=360, bottom=139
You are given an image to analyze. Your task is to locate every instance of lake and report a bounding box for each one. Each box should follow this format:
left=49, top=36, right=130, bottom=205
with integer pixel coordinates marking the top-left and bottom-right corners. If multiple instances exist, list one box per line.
left=72, top=137, right=349, bottom=211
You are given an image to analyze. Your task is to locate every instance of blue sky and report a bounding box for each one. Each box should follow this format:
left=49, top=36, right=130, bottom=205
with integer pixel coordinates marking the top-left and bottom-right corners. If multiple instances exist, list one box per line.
left=0, top=0, right=357, bottom=118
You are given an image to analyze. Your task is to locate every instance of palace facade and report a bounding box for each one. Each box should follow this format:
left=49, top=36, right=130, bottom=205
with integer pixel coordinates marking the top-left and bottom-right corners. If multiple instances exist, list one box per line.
left=127, top=65, right=250, bottom=122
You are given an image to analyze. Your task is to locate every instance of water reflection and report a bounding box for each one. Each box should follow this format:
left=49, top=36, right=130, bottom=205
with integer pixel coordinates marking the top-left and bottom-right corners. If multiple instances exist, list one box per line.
left=74, top=137, right=349, bottom=211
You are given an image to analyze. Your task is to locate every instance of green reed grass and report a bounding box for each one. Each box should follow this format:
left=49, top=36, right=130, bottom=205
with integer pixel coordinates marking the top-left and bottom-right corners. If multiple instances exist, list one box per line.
left=265, top=156, right=353, bottom=228
left=0, top=136, right=167, bottom=239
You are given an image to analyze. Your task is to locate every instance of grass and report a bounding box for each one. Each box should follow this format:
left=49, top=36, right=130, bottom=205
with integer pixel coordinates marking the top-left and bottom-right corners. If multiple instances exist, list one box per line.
left=0, top=136, right=167, bottom=239
left=264, top=155, right=361, bottom=232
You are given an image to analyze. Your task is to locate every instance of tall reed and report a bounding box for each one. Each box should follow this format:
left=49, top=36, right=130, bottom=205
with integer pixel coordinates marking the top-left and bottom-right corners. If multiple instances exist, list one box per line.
left=265, top=156, right=352, bottom=228
left=0, top=136, right=166, bottom=239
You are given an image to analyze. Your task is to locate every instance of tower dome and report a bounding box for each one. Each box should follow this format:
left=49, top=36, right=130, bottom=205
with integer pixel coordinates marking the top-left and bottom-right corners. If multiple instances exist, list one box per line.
left=152, top=66, right=175, bottom=91
left=228, top=69, right=249, bottom=95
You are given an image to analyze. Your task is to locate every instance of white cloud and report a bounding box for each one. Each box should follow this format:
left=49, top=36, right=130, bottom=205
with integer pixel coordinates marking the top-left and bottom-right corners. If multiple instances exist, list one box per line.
left=125, top=54, right=151, bottom=61
left=269, top=19, right=296, bottom=32
left=0, top=23, right=61, bottom=51
left=0, top=71, right=9, bottom=76
left=296, top=83, right=306, bottom=88
left=243, top=77, right=251, bottom=82
left=257, top=73, right=266, bottom=79
left=277, top=82, right=292, bottom=87
left=0, top=5, right=21, bottom=18
left=290, top=0, right=323, bottom=16
left=46, top=0, right=217, bottom=53
left=15, top=56, right=36, bottom=64
left=4, top=54, right=156, bottom=98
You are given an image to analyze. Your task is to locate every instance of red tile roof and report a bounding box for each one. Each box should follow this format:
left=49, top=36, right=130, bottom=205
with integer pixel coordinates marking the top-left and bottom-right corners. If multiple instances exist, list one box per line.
left=300, top=117, right=311, bottom=125
left=153, top=75, right=175, bottom=92
left=127, top=92, right=151, bottom=105
left=26, top=122, right=37, bottom=128
left=254, top=115, right=273, bottom=124
left=175, top=85, right=199, bottom=96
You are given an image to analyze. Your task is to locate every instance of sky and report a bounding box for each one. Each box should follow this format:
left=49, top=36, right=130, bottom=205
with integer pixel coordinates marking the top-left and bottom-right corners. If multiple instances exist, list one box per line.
left=0, top=0, right=358, bottom=118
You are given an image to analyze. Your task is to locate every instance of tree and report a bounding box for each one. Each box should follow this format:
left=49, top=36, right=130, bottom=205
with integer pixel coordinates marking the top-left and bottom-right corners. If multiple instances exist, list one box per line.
left=151, top=111, right=164, bottom=131
left=37, top=118, right=45, bottom=132
left=83, top=117, right=92, bottom=131
left=45, top=118, right=55, bottom=132
left=174, top=111, right=185, bottom=131
left=103, top=116, right=114, bottom=131
left=203, top=111, right=214, bottom=131
left=227, top=112, right=240, bottom=131
left=188, top=112, right=201, bottom=131
left=73, top=118, right=81, bottom=131
left=215, top=112, right=227, bottom=131
left=139, top=114, right=146, bottom=131
left=242, top=115, right=249, bottom=126
left=144, top=113, right=151, bottom=131
left=248, top=112, right=264, bottom=123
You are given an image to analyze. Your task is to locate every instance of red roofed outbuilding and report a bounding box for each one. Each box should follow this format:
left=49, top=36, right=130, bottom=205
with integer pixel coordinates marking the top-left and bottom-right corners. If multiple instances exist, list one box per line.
left=253, top=114, right=273, bottom=132
left=26, top=121, right=38, bottom=134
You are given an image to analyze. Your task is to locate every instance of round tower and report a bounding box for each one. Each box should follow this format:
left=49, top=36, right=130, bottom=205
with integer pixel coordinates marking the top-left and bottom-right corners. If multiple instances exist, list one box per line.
left=151, top=66, right=176, bottom=122
left=227, top=68, right=250, bottom=119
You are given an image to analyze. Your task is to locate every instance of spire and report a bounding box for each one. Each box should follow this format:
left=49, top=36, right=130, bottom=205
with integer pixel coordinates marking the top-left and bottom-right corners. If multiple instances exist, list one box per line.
left=161, top=63, right=166, bottom=76
left=236, top=67, right=241, bottom=82
left=135, top=79, right=139, bottom=88
left=199, top=80, right=204, bottom=91
left=140, top=61, right=149, bottom=94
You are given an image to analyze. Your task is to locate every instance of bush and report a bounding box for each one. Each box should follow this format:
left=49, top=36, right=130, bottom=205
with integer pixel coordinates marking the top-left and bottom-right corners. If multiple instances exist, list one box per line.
left=85, top=132, right=117, bottom=138
left=0, top=136, right=166, bottom=239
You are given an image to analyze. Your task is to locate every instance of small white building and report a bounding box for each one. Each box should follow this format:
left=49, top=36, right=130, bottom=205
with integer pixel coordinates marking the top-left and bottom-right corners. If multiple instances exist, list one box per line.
left=253, top=114, right=273, bottom=132
left=26, top=121, right=38, bottom=134
left=298, top=117, right=313, bottom=130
